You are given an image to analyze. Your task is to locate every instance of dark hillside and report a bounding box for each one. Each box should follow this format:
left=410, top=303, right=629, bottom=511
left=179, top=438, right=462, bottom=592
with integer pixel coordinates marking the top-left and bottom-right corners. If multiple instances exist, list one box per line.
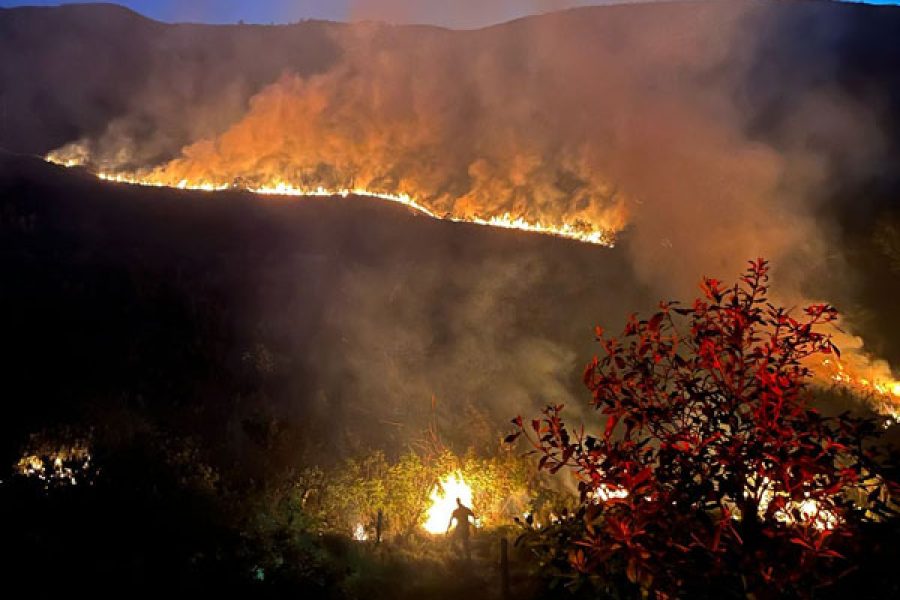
left=0, top=152, right=644, bottom=469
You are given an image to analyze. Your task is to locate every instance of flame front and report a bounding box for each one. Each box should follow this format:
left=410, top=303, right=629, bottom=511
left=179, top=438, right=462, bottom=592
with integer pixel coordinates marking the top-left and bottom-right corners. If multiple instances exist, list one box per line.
left=43, top=60, right=629, bottom=248
left=821, top=358, right=900, bottom=422
left=422, top=471, right=473, bottom=534
left=42, top=155, right=617, bottom=246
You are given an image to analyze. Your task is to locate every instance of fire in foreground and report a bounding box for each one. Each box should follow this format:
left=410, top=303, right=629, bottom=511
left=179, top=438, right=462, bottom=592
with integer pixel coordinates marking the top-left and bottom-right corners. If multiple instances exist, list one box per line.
left=423, top=471, right=475, bottom=534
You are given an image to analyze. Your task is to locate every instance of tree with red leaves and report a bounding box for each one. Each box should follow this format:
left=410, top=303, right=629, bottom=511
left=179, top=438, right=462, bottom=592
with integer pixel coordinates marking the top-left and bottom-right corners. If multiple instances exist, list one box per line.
left=510, top=259, right=897, bottom=598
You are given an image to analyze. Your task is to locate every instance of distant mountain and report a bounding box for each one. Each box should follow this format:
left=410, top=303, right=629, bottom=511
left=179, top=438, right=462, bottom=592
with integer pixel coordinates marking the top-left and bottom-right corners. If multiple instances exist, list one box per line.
left=0, top=0, right=898, bottom=160
left=3, top=1, right=900, bottom=455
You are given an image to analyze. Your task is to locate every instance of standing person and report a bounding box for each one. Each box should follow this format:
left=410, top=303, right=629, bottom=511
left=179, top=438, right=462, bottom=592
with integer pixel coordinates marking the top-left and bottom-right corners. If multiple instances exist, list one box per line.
left=447, top=497, right=475, bottom=560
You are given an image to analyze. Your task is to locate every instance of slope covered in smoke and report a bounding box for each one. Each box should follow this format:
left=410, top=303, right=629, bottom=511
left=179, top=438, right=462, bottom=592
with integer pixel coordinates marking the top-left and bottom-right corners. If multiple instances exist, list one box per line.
left=0, top=151, right=651, bottom=464
left=0, top=3, right=343, bottom=158
left=3, top=0, right=900, bottom=433
left=6, top=2, right=897, bottom=277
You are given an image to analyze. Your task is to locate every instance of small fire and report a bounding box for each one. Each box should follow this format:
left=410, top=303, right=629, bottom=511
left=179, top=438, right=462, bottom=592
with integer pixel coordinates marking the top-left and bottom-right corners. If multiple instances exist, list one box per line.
left=15, top=443, right=95, bottom=490
left=590, top=483, right=629, bottom=502
left=782, top=498, right=840, bottom=531
left=752, top=477, right=841, bottom=531
left=352, top=523, right=368, bottom=541
left=422, top=470, right=474, bottom=534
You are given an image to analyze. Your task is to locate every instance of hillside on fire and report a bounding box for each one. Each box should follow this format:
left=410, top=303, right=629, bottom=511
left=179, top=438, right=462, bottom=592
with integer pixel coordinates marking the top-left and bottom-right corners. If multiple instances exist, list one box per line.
left=2, top=1, right=900, bottom=598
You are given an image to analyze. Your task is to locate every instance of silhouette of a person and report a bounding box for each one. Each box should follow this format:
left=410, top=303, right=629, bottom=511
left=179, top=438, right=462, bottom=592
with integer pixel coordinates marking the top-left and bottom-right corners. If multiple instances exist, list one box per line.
left=447, top=497, right=475, bottom=560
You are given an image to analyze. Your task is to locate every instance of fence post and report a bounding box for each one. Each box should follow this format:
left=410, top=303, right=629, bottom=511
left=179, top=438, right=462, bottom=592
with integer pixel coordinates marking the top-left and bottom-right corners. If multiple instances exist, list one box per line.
left=500, top=536, right=511, bottom=600
left=376, top=508, right=384, bottom=544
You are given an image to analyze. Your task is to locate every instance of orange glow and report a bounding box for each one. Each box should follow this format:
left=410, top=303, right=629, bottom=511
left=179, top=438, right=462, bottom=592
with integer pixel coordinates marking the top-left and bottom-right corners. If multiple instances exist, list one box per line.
left=422, top=471, right=474, bottom=534
left=45, top=155, right=617, bottom=246
left=821, top=358, right=900, bottom=421
left=42, top=154, right=900, bottom=420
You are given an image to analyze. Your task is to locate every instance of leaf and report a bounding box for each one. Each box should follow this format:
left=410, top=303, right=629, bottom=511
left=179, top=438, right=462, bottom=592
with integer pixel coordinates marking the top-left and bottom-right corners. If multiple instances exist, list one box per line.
left=504, top=432, right=521, bottom=444
left=626, top=558, right=639, bottom=584
left=671, top=440, right=692, bottom=452
left=604, top=414, right=618, bottom=439
left=789, top=537, right=814, bottom=550
left=631, top=467, right=652, bottom=487
left=506, top=257, right=885, bottom=591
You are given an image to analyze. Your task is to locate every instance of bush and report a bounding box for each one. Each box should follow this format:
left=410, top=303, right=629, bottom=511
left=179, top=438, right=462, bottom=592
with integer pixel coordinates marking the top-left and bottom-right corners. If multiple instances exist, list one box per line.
left=511, top=259, right=898, bottom=598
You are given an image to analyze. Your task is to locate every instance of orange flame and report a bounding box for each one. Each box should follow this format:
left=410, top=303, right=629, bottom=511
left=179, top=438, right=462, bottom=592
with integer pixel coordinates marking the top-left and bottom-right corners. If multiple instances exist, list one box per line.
left=820, top=358, right=900, bottom=422
left=45, top=154, right=617, bottom=246
left=422, top=471, right=475, bottom=534
left=41, top=154, right=899, bottom=422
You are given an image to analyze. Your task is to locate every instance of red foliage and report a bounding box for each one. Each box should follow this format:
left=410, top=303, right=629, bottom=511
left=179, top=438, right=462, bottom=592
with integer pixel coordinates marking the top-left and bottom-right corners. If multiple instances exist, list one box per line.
left=511, top=259, right=895, bottom=597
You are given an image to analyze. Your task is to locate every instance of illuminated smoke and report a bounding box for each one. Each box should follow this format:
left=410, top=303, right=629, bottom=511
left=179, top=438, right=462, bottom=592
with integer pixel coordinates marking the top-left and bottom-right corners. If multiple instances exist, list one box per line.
left=42, top=2, right=900, bottom=420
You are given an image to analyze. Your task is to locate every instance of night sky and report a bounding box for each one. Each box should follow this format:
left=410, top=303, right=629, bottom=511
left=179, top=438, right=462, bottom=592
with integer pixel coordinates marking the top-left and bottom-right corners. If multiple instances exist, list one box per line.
left=3, top=1, right=895, bottom=29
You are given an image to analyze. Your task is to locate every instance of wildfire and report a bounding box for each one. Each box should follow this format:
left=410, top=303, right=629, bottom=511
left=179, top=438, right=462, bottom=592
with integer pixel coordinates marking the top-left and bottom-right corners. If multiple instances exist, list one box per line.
left=422, top=471, right=474, bottom=534
left=41, top=157, right=900, bottom=421
left=821, top=358, right=900, bottom=422
left=45, top=155, right=616, bottom=246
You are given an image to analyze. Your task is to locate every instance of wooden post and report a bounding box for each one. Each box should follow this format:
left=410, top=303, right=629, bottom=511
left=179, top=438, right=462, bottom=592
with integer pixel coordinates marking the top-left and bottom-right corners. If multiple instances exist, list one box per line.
left=500, top=537, right=511, bottom=600
left=376, top=508, right=384, bottom=545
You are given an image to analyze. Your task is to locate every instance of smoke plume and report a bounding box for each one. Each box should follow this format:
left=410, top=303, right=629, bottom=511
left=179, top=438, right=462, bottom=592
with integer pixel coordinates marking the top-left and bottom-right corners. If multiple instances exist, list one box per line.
left=38, top=0, right=900, bottom=434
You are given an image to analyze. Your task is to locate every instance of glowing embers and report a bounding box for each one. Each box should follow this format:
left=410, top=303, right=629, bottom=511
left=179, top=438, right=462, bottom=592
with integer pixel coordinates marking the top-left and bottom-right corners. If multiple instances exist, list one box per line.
left=16, top=442, right=96, bottom=491
left=422, top=471, right=474, bottom=534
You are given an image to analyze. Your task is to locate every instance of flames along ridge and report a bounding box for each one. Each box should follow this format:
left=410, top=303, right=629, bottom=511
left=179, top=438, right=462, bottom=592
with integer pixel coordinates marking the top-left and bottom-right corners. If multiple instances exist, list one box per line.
left=822, top=358, right=900, bottom=424
left=43, top=155, right=900, bottom=421
left=47, top=155, right=615, bottom=247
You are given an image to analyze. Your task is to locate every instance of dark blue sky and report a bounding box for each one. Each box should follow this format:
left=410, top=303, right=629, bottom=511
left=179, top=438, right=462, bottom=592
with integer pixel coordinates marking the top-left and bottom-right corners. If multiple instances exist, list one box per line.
left=1, top=1, right=353, bottom=24
left=0, top=1, right=898, bottom=28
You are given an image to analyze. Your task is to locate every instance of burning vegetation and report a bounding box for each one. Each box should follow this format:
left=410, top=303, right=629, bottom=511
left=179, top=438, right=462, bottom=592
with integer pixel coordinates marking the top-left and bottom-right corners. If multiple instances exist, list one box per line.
left=15, top=433, right=96, bottom=491
left=46, top=153, right=616, bottom=246
left=285, top=448, right=535, bottom=541
left=40, top=3, right=900, bottom=418
left=42, top=159, right=900, bottom=420
left=5, top=1, right=900, bottom=598
left=5, top=257, right=897, bottom=599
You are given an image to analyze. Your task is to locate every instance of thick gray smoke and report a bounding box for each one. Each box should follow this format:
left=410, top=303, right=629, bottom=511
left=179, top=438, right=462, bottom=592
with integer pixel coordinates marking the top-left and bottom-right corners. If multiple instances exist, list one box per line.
left=55, top=2, right=884, bottom=295
left=8, top=1, right=900, bottom=450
